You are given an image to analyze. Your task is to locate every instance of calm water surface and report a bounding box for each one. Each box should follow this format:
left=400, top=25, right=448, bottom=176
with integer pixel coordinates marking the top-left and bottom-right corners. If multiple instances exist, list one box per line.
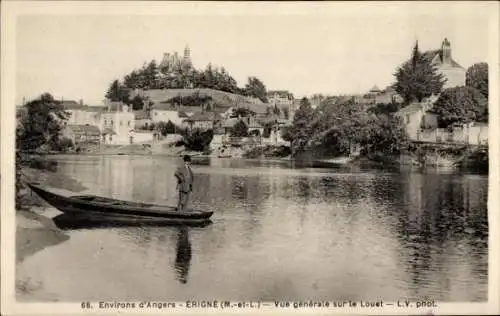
left=17, top=155, right=488, bottom=302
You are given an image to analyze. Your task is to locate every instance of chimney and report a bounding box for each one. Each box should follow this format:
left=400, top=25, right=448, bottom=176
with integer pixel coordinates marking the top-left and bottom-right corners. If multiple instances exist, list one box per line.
left=79, top=99, right=83, bottom=106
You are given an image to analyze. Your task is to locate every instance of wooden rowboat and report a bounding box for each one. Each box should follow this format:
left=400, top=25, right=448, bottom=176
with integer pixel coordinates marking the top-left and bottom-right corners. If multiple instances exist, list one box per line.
left=27, top=183, right=214, bottom=225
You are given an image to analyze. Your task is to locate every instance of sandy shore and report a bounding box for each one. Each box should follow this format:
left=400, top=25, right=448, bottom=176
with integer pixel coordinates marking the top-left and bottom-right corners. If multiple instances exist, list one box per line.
left=15, top=166, right=84, bottom=299
left=16, top=209, right=69, bottom=264
left=16, top=166, right=85, bottom=263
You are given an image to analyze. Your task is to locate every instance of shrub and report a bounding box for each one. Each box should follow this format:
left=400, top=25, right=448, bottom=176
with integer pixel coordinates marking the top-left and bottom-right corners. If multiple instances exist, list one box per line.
left=183, top=129, right=214, bottom=151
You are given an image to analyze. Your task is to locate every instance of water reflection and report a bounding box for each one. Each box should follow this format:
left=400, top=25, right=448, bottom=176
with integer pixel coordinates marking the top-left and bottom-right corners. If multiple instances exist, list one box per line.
left=20, top=156, right=488, bottom=302
left=174, top=227, right=192, bottom=284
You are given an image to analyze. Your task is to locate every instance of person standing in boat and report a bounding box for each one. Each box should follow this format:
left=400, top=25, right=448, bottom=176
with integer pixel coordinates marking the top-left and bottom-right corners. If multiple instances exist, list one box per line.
left=174, top=155, right=194, bottom=211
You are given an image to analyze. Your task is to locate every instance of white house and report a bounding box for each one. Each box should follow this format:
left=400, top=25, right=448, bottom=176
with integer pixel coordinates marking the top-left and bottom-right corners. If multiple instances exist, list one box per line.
left=150, top=103, right=195, bottom=126
left=100, top=102, right=136, bottom=145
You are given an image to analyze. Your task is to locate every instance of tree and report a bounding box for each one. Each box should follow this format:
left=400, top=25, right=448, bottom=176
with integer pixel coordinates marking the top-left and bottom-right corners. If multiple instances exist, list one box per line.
left=130, top=95, right=145, bottom=111
left=367, top=102, right=402, bottom=115
left=105, top=79, right=130, bottom=103
left=273, top=105, right=281, bottom=116
left=182, top=129, right=214, bottom=152
left=393, top=41, right=446, bottom=104
left=143, top=60, right=159, bottom=89
left=17, top=93, right=69, bottom=152
left=230, top=120, right=249, bottom=137
left=466, top=62, right=488, bottom=99
left=283, top=107, right=290, bottom=120
left=280, top=125, right=294, bottom=144
left=156, top=120, right=177, bottom=136
left=432, top=86, right=488, bottom=127
left=231, top=107, right=254, bottom=118
left=288, top=97, right=314, bottom=155
left=243, top=77, right=268, bottom=102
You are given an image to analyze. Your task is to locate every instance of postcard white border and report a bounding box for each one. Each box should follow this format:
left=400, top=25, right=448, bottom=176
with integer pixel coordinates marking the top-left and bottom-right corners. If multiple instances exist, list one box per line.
left=2, top=1, right=499, bottom=315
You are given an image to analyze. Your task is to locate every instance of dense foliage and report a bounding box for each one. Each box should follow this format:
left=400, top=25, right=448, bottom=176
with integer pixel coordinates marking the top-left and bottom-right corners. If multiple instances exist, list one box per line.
left=243, top=77, right=268, bottom=102
left=155, top=121, right=178, bottom=136
left=17, top=93, right=70, bottom=152
left=286, top=97, right=314, bottom=154
left=15, top=93, right=73, bottom=207
left=466, top=62, right=488, bottom=99
left=393, top=41, right=446, bottom=104
left=230, top=120, right=249, bottom=137
left=231, top=107, right=255, bottom=118
left=181, top=129, right=214, bottom=152
left=105, top=80, right=131, bottom=103
left=106, top=49, right=269, bottom=104
left=284, top=96, right=409, bottom=158
left=432, top=86, right=488, bottom=127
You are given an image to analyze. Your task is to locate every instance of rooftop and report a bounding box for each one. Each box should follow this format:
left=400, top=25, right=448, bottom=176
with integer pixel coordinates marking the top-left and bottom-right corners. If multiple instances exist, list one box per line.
left=65, top=124, right=101, bottom=136
left=422, top=49, right=464, bottom=69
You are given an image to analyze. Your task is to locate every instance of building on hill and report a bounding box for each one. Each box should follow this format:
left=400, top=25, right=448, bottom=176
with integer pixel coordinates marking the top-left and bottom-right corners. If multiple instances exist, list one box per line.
left=183, top=112, right=222, bottom=131
left=150, top=103, right=186, bottom=126
left=159, top=45, right=193, bottom=72
left=422, top=38, right=466, bottom=89
left=268, top=90, right=294, bottom=106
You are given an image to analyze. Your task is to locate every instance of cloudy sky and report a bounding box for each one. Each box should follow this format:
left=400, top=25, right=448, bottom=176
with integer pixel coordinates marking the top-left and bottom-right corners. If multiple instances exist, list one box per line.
left=13, top=2, right=495, bottom=105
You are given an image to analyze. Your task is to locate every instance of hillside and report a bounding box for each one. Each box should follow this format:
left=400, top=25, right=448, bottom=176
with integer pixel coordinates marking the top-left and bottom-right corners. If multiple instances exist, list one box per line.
left=138, top=88, right=265, bottom=110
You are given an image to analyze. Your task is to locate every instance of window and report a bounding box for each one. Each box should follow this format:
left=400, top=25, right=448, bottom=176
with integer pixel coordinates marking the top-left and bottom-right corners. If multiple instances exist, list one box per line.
left=127, top=121, right=130, bottom=127
left=111, top=120, right=114, bottom=126
left=120, top=121, right=123, bottom=126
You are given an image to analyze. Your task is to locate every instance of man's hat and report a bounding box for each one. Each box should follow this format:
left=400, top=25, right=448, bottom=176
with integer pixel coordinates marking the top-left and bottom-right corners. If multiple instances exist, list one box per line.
left=183, top=155, right=191, bottom=162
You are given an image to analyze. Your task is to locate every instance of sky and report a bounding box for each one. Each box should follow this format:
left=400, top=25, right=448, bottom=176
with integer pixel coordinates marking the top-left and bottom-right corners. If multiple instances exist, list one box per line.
left=14, top=2, right=494, bottom=105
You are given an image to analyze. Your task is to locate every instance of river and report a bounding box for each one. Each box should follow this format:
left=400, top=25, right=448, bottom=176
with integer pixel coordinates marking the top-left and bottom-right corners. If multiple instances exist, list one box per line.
left=17, top=155, right=488, bottom=302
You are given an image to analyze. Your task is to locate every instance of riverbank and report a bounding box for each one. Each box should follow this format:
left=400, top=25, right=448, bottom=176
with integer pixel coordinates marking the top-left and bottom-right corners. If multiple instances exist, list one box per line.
left=15, top=164, right=86, bottom=299
left=31, top=141, right=489, bottom=173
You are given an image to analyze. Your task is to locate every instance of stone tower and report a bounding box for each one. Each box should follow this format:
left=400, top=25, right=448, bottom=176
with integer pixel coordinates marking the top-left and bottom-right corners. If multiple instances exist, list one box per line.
left=183, top=45, right=192, bottom=67
left=441, top=38, right=451, bottom=64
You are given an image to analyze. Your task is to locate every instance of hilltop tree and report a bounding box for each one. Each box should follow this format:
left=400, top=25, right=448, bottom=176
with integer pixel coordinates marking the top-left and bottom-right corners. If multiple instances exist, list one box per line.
left=243, top=77, right=268, bottom=102
left=393, top=41, right=446, bottom=104
left=112, top=48, right=272, bottom=101
left=466, top=62, right=488, bottom=99
left=432, top=86, right=488, bottom=127
left=105, top=79, right=131, bottom=103
left=143, top=60, right=159, bottom=89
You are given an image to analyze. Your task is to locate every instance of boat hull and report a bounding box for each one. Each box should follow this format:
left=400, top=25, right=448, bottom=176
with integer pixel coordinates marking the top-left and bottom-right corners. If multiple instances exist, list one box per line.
left=27, top=183, right=214, bottom=224
left=52, top=214, right=212, bottom=230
